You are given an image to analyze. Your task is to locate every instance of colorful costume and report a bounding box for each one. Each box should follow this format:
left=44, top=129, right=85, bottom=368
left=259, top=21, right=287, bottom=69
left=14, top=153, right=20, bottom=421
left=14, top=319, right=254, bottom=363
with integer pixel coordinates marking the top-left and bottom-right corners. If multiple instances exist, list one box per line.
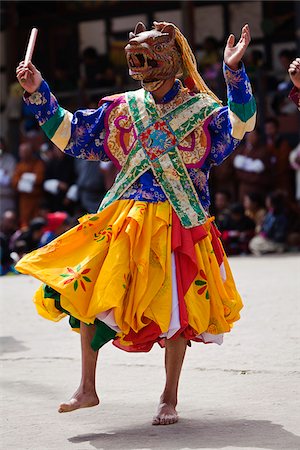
left=289, top=86, right=300, bottom=110
left=16, top=24, right=256, bottom=352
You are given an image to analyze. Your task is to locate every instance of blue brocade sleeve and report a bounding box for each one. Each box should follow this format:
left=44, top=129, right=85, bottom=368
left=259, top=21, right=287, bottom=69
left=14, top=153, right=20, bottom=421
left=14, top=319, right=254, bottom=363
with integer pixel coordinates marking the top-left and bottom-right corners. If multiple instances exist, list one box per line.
left=24, top=80, right=110, bottom=161
left=207, top=62, right=256, bottom=167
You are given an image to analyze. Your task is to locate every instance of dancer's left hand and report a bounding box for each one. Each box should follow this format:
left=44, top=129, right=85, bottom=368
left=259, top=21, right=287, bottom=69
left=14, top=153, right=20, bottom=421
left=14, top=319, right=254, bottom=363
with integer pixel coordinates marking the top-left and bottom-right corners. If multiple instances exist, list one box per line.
left=224, top=24, right=251, bottom=71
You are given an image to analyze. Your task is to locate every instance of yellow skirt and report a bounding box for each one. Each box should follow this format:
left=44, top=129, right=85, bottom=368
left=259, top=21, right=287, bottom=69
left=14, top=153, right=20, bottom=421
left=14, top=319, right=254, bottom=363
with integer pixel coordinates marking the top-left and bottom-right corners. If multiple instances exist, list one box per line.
left=16, top=200, right=243, bottom=352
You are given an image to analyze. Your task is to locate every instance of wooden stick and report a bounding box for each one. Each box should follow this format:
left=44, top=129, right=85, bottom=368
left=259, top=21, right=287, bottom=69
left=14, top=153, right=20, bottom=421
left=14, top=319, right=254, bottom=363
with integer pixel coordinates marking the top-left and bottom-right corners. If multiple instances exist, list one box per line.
left=24, top=28, right=38, bottom=66
left=21, top=28, right=38, bottom=82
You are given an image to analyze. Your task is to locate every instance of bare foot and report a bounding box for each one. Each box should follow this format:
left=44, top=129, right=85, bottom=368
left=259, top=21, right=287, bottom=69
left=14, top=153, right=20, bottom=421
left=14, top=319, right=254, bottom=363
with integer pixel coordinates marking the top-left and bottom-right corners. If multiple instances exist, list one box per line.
left=152, top=402, right=178, bottom=425
left=58, top=389, right=99, bottom=413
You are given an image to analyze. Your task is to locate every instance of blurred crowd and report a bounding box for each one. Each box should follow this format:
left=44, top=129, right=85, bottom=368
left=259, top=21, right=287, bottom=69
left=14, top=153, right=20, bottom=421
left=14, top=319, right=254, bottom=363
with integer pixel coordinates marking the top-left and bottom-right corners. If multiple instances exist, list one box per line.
left=1, top=42, right=299, bottom=275
left=0, top=135, right=117, bottom=275
left=209, top=111, right=300, bottom=257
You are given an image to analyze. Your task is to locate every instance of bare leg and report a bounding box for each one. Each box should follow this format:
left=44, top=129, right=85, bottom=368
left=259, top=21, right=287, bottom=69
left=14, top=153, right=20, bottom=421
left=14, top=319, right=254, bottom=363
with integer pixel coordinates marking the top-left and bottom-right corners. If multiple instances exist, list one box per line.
left=152, top=336, right=187, bottom=425
left=58, top=323, right=100, bottom=413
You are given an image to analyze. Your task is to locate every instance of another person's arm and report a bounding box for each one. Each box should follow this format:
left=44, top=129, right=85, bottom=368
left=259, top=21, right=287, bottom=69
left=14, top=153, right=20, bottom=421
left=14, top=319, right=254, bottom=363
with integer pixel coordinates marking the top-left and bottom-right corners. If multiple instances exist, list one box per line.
left=288, top=57, right=300, bottom=110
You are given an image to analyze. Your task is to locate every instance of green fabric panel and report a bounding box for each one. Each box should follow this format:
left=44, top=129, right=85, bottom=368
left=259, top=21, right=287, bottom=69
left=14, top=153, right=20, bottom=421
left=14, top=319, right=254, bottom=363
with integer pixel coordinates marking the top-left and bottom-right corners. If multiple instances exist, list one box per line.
left=43, top=284, right=70, bottom=315
left=41, top=285, right=116, bottom=349
left=69, top=315, right=80, bottom=329
left=41, top=106, right=66, bottom=139
left=229, top=97, right=256, bottom=122
left=91, top=319, right=117, bottom=351
left=43, top=284, right=61, bottom=302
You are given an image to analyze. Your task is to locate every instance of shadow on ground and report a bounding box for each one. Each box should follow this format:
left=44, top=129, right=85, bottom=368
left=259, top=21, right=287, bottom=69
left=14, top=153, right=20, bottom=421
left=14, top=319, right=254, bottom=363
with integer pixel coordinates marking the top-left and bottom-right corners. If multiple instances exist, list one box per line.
left=68, top=417, right=300, bottom=449
left=0, top=336, right=29, bottom=355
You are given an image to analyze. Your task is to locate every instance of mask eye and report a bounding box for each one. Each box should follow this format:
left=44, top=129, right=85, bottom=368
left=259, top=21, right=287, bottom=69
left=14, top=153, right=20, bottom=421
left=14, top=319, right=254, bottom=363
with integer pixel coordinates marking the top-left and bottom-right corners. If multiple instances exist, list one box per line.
left=154, top=44, right=163, bottom=52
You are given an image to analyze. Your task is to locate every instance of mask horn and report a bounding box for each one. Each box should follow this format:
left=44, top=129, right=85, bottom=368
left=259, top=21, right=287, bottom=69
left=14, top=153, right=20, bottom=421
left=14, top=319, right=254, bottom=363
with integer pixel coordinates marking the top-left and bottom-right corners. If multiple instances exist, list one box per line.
left=134, top=22, right=146, bottom=35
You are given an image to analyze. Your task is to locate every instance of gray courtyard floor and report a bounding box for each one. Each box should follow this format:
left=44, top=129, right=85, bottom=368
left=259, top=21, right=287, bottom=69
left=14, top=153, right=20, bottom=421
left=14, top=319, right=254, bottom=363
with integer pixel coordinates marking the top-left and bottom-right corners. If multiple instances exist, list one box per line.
left=0, top=254, right=300, bottom=450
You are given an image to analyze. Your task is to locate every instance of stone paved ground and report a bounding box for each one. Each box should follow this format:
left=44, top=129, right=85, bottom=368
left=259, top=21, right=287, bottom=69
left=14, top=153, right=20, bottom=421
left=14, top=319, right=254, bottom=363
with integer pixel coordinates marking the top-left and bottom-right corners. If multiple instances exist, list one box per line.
left=0, top=254, right=300, bottom=450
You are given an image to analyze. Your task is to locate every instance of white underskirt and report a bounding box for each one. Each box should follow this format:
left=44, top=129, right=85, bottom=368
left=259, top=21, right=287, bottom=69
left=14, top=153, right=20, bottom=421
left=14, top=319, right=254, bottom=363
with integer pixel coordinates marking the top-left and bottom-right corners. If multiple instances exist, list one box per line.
left=96, top=253, right=224, bottom=345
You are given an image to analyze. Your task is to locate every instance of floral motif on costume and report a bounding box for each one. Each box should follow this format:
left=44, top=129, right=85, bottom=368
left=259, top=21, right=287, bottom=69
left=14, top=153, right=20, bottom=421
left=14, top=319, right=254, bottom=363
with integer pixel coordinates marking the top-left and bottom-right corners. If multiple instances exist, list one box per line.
left=139, top=120, right=177, bottom=160
left=94, top=225, right=113, bottom=243
left=213, top=114, right=226, bottom=130
left=28, top=91, right=47, bottom=106
left=244, top=80, right=252, bottom=96
left=189, top=168, right=206, bottom=190
left=134, top=202, right=147, bottom=213
left=207, top=323, right=218, bottom=334
left=60, top=265, right=92, bottom=291
left=77, top=215, right=99, bottom=233
left=37, top=238, right=63, bottom=254
left=86, top=149, right=103, bottom=160
left=224, top=70, right=243, bottom=89
left=195, top=269, right=210, bottom=300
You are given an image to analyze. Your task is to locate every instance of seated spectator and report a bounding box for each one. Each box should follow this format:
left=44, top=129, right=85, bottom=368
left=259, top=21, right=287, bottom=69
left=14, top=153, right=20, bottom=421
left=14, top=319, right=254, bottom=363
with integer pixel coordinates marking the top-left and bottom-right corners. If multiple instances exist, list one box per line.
left=0, top=210, right=18, bottom=275
left=42, top=142, right=76, bottom=213
left=264, top=117, right=294, bottom=199
left=198, top=36, right=222, bottom=96
left=209, top=152, right=237, bottom=203
left=233, top=129, right=273, bottom=202
left=289, top=143, right=300, bottom=205
left=211, top=190, right=232, bottom=231
left=79, top=47, right=116, bottom=90
left=249, top=190, right=288, bottom=256
left=243, top=192, right=266, bottom=234
left=11, top=217, right=47, bottom=260
left=12, top=142, right=45, bottom=228
left=272, top=49, right=297, bottom=115
left=39, top=212, right=72, bottom=247
left=0, top=137, right=17, bottom=216
left=220, top=203, right=255, bottom=255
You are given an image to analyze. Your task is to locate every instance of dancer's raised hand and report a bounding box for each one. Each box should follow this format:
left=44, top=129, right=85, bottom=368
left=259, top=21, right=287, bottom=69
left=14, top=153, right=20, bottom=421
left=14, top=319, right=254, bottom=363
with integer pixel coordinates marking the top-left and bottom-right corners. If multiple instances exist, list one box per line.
left=16, top=61, right=43, bottom=94
left=224, top=24, right=251, bottom=71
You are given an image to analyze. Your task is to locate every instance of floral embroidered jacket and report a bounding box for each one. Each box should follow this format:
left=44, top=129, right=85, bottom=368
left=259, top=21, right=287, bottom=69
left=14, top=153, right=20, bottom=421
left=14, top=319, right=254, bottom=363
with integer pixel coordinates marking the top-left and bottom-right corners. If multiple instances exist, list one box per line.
left=24, top=63, right=256, bottom=212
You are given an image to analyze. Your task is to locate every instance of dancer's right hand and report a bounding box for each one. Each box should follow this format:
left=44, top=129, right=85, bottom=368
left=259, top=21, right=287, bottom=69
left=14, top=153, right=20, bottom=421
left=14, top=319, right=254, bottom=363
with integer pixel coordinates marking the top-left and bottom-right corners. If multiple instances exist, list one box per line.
left=16, top=61, right=43, bottom=93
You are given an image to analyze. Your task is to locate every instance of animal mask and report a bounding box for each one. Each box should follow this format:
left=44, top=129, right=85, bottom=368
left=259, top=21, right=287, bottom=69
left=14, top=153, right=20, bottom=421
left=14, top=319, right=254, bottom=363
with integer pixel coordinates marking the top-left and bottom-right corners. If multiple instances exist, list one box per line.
left=125, top=22, right=182, bottom=89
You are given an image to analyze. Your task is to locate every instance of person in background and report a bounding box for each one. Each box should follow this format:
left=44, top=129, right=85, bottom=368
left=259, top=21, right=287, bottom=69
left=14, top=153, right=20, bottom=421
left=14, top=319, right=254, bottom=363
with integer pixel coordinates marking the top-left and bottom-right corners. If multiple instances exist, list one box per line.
left=288, top=57, right=300, bottom=109
left=243, top=192, right=266, bottom=234
left=74, top=159, right=107, bottom=214
left=209, top=152, right=237, bottom=204
left=12, top=217, right=47, bottom=258
left=38, top=212, right=72, bottom=247
left=211, top=190, right=232, bottom=232
left=42, top=142, right=76, bottom=213
left=12, top=141, right=45, bottom=227
left=198, top=36, right=222, bottom=97
left=272, top=49, right=297, bottom=115
left=249, top=190, right=288, bottom=256
left=264, top=117, right=293, bottom=200
left=0, top=210, right=18, bottom=275
left=0, top=137, right=17, bottom=216
left=233, top=129, right=273, bottom=202
left=220, top=203, right=255, bottom=255
left=289, top=143, right=300, bottom=205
